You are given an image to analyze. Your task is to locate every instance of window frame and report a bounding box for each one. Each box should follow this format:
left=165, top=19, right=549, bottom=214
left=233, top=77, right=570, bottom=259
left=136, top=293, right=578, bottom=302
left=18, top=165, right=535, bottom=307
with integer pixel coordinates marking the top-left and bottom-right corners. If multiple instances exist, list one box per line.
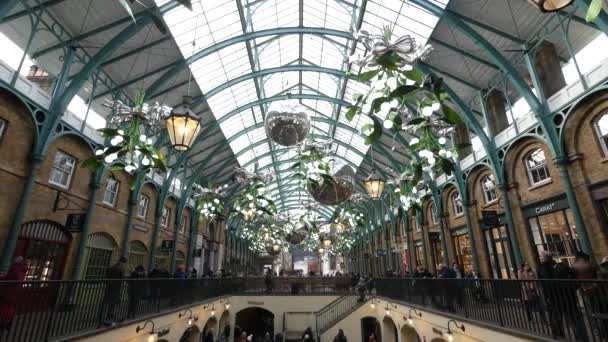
left=48, top=150, right=76, bottom=189
left=161, top=206, right=171, bottom=227
left=480, top=174, right=498, bottom=204
left=137, top=194, right=150, bottom=219
left=452, top=191, right=464, bottom=216
left=594, top=113, right=608, bottom=156
left=524, top=148, right=551, bottom=186
left=0, top=117, right=7, bottom=143
left=102, top=176, right=120, bottom=207
left=430, top=203, right=438, bottom=225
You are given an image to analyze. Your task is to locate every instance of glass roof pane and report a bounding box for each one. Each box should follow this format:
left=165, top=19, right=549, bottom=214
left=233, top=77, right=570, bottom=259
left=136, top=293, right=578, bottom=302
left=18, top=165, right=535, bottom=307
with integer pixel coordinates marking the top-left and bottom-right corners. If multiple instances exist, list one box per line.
left=156, top=0, right=448, bottom=209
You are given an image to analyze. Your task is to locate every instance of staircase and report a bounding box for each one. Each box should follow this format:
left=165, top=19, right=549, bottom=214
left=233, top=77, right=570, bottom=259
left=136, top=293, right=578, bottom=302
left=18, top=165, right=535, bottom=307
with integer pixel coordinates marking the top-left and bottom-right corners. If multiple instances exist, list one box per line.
left=315, top=290, right=366, bottom=335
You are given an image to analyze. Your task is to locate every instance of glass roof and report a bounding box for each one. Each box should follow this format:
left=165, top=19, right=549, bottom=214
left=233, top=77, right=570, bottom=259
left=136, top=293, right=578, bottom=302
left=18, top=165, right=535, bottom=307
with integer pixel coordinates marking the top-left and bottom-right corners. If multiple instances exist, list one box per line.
left=155, top=0, right=449, bottom=215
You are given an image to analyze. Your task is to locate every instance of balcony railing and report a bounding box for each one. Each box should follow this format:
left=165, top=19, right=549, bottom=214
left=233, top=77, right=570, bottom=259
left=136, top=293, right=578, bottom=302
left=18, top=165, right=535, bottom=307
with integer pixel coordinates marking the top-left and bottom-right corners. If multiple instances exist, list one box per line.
left=0, top=277, right=350, bottom=342
left=375, top=277, right=608, bottom=342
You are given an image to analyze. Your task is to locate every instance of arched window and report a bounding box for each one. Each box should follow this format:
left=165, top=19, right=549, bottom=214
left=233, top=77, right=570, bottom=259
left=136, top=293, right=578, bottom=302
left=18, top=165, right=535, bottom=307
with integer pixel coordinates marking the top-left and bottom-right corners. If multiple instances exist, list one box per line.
left=594, top=113, right=608, bottom=156
left=84, top=233, right=117, bottom=280
left=452, top=191, right=463, bottom=216
left=525, top=148, right=550, bottom=185
left=128, top=240, right=148, bottom=272
left=481, top=174, right=498, bottom=203
left=430, top=203, right=438, bottom=225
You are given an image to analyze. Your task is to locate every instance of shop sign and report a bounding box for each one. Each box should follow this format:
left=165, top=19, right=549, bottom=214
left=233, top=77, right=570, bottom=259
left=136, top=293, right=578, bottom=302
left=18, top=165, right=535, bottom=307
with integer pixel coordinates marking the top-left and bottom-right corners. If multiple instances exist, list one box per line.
left=133, top=224, right=148, bottom=232
left=160, top=240, right=174, bottom=251
left=451, top=227, right=468, bottom=236
left=482, top=210, right=500, bottom=227
left=65, top=214, right=86, bottom=232
left=523, top=196, right=569, bottom=218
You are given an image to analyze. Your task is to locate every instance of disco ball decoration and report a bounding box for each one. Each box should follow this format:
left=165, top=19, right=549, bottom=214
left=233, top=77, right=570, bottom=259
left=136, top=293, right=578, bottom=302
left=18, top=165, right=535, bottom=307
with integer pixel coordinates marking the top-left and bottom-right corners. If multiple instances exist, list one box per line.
left=265, top=244, right=282, bottom=256
left=286, top=230, right=307, bottom=245
left=264, top=101, right=311, bottom=146
left=308, top=164, right=355, bottom=205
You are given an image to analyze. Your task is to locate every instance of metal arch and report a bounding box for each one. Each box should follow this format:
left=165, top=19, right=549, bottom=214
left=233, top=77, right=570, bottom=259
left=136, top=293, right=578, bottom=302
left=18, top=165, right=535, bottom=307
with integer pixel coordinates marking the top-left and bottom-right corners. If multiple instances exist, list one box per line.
left=190, top=65, right=356, bottom=108
left=411, top=0, right=543, bottom=118
left=144, top=27, right=354, bottom=97
left=0, top=0, right=19, bottom=22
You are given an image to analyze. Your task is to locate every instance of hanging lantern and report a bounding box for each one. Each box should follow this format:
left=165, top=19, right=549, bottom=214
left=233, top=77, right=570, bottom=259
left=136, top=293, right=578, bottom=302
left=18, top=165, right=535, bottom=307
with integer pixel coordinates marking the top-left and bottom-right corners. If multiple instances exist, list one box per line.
left=332, top=223, right=347, bottom=234
left=364, top=168, right=385, bottom=200
left=165, top=95, right=202, bottom=151
left=527, top=0, right=573, bottom=12
left=264, top=101, right=311, bottom=146
left=318, top=247, right=325, bottom=254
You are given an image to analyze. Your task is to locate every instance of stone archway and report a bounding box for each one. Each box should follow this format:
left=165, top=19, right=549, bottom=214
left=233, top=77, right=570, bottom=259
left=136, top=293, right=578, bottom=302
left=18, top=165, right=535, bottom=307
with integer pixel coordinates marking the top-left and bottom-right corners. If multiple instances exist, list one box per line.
left=382, top=316, right=398, bottom=342
left=218, top=311, right=231, bottom=340
left=203, top=317, right=218, bottom=340
left=179, top=325, right=200, bottom=342
left=235, top=307, right=274, bottom=339
left=361, top=317, right=381, bottom=342
left=400, top=325, right=421, bottom=342
left=430, top=339, right=446, bottom=342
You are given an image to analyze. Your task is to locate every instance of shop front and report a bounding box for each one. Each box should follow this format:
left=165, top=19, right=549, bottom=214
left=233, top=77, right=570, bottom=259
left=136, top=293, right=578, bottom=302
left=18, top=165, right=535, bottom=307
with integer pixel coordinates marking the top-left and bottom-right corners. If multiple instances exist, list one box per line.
left=450, top=227, right=473, bottom=273
left=480, top=212, right=516, bottom=279
left=524, top=195, right=580, bottom=265
left=429, top=233, right=444, bottom=269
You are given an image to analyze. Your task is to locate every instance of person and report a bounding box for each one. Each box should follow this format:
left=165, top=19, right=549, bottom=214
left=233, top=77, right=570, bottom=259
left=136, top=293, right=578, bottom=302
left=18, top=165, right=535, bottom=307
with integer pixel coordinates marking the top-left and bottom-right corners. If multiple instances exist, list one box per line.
left=572, top=252, right=596, bottom=279
left=436, top=264, right=457, bottom=311
left=265, top=268, right=273, bottom=293
left=452, top=262, right=463, bottom=278
left=302, top=327, right=314, bottom=342
left=127, top=265, right=147, bottom=318
left=238, top=331, right=247, bottom=342
left=600, top=256, right=608, bottom=279
left=368, top=331, right=376, bottom=342
left=174, top=267, right=187, bottom=279
left=518, top=262, right=542, bottom=322
left=220, top=325, right=230, bottom=342
left=357, top=276, right=367, bottom=302
left=189, top=268, right=198, bottom=278
left=0, top=257, right=28, bottom=330
left=537, top=251, right=569, bottom=338
left=333, top=329, right=347, bottom=342
left=204, top=329, right=215, bottom=342
left=263, top=332, right=272, bottom=342
left=101, top=256, right=127, bottom=326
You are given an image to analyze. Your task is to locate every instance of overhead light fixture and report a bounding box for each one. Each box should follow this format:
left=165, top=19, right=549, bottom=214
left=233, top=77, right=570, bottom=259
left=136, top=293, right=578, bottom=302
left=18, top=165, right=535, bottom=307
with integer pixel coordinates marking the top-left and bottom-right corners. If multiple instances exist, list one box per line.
left=136, top=320, right=169, bottom=342
left=407, top=308, right=422, bottom=326
left=364, top=168, right=385, bottom=200
left=445, top=319, right=465, bottom=342
left=166, top=95, right=202, bottom=151
left=527, top=0, right=573, bottom=12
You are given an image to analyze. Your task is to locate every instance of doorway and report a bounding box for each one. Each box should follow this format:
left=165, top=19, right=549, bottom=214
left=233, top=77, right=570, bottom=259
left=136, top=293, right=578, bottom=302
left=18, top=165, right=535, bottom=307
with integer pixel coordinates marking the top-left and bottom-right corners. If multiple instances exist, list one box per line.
left=14, top=220, right=72, bottom=281
left=235, top=307, right=274, bottom=339
left=400, top=325, right=421, bottom=342
left=382, top=316, right=397, bottom=342
left=361, top=317, right=381, bottom=342
left=179, top=326, right=200, bottom=342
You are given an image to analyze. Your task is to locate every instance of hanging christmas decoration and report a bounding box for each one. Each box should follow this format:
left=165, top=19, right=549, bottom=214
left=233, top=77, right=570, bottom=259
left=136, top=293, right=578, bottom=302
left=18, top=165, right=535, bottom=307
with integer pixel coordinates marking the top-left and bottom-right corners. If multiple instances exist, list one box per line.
left=264, top=100, right=311, bottom=146
left=195, top=183, right=230, bottom=220
left=230, top=180, right=276, bottom=224
left=82, top=92, right=168, bottom=175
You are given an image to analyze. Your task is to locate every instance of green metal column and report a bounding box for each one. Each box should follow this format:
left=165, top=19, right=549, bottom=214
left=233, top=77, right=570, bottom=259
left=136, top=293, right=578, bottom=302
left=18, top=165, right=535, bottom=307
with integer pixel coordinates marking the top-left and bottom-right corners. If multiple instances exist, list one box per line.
left=402, top=210, right=414, bottom=274
left=430, top=182, right=451, bottom=267
left=121, top=174, right=144, bottom=259
left=71, top=167, right=104, bottom=280
left=415, top=208, right=430, bottom=271
left=185, top=204, right=199, bottom=272
left=454, top=165, right=480, bottom=274
left=148, top=198, right=165, bottom=271
left=497, top=183, right=523, bottom=267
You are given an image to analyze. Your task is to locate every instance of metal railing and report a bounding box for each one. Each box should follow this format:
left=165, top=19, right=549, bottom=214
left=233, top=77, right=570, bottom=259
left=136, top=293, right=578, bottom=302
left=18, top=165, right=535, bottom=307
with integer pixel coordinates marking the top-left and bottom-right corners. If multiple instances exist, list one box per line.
left=315, top=279, right=372, bottom=334
left=0, top=277, right=350, bottom=342
left=374, top=278, right=608, bottom=342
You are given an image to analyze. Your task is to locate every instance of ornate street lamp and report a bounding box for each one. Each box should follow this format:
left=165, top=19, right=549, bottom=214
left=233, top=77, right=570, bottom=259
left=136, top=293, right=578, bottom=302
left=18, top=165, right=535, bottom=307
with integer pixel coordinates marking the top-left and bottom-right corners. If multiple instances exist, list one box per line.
left=364, top=168, right=385, bottom=200
left=527, top=0, right=573, bottom=12
left=165, top=95, right=202, bottom=151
